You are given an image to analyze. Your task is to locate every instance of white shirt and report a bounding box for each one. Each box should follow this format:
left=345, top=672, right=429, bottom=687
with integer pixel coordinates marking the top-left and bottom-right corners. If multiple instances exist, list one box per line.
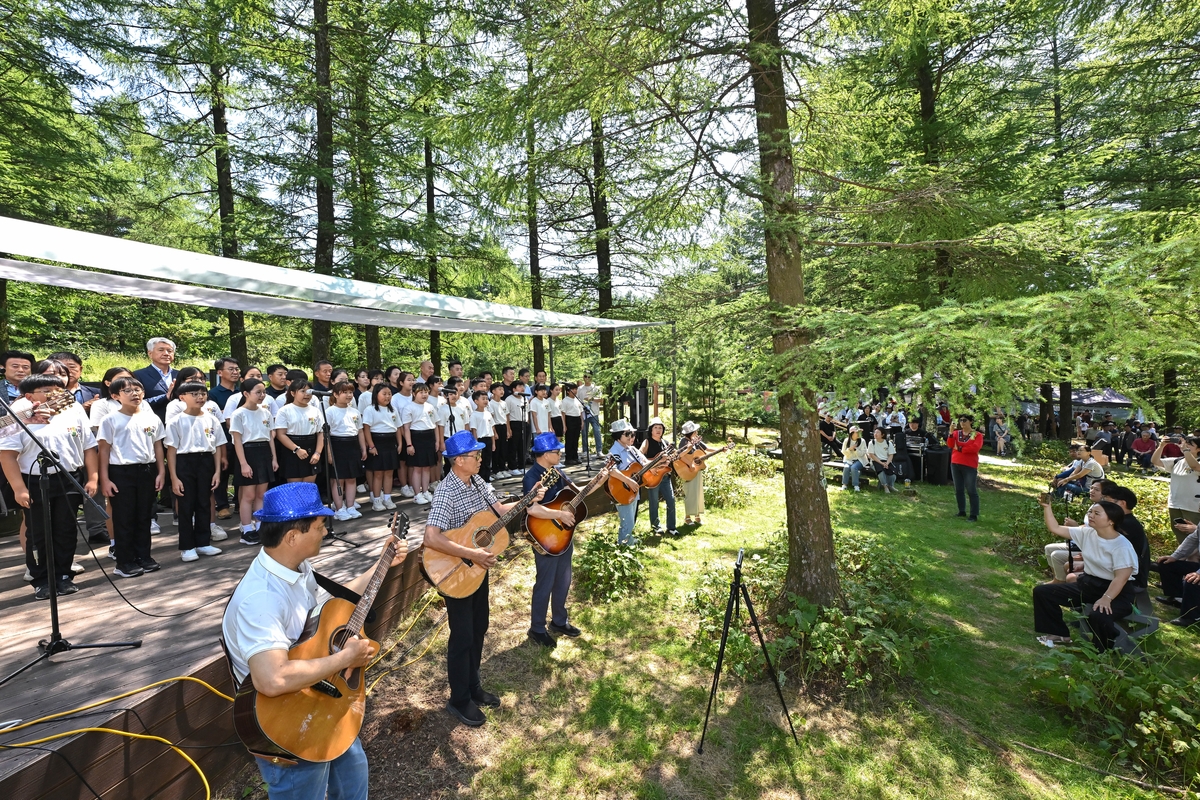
left=326, top=405, right=362, bottom=438
left=221, top=549, right=329, bottom=684
left=439, top=399, right=470, bottom=437
left=489, top=398, right=508, bottom=427
left=362, top=405, right=400, bottom=433
left=89, top=397, right=150, bottom=431
left=560, top=396, right=583, bottom=417
left=166, top=397, right=221, bottom=425
left=407, top=400, right=439, bottom=432
left=577, top=383, right=600, bottom=416
left=229, top=406, right=273, bottom=444
left=1067, top=525, right=1138, bottom=580
left=390, top=393, right=415, bottom=421
left=1162, top=456, right=1200, bottom=513
left=98, top=409, right=165, bottom=465
left=221, top=393, right=243, bottom=423
left=165, top=412, right=227, bottom=454
left=1079, top=457, right=1105, bottom=481
left=356, top=391, right=377, bottom=414
left=0, top=404, right=97, bottom=474
left=273, top=403, right=323, bottom=436
left=268, top=393, right=289, bottom=417
left=529, top=397, right=551, bottom=433
left=548, top=398, right=563, bottom=419
left=841, top=437, right=868, bottom=465
left=505, top=393, right=526, bottom=423
left=470, top=408, right=495, bottom=439
left=864, top=439, right=895, bottom=462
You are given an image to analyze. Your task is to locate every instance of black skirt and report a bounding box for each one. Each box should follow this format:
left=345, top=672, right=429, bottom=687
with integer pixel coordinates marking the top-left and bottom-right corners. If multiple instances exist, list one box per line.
left=409, top=428, right=439, bottom=467
left=366, top=430, right=399, bottom=471
left=279, top=433, right=320, bottom=480
left=234, top=441, right=275, bottom=486
left=329, top=435, right=363, bottom=479
left=551, top=416, right=564, bottom=436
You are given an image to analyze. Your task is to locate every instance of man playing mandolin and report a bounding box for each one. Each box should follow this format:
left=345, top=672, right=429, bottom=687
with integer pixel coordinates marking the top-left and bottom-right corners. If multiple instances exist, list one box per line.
left=222, top=482, right=407, bottom=799
left=423, top=430, right=560, bottom=727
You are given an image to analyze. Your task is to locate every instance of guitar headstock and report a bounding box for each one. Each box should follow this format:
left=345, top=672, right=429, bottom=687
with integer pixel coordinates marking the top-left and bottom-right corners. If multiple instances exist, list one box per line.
left=42, top=390, right=76, bottom=415
left=539, top=468, right=561, bottom=489
left=388, top=511, right=411, bottom=553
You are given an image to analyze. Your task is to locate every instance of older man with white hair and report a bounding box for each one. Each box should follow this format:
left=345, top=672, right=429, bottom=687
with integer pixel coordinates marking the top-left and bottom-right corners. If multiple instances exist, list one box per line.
left=132, top=337, right=178, bottom=422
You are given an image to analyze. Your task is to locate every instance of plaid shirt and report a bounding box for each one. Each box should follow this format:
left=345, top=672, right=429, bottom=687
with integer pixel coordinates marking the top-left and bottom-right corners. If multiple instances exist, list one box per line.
left=426, top=470, right=499, bottom=532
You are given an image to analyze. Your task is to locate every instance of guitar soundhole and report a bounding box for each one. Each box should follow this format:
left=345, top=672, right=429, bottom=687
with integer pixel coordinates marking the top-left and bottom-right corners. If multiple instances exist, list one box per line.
left=312, top=680, right=343, bottom=698
left=474, top=529, right=494, bottom=550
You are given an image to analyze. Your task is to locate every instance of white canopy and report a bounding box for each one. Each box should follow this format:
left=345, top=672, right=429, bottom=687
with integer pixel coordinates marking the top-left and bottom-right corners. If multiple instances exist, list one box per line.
left=0, top=216, right=665, bottom=335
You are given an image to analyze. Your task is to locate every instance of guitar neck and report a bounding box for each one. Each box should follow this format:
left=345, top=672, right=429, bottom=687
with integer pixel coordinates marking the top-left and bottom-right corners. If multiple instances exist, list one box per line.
left=343, top=538, right=398, bottom=638
left=488, top=481, right=546, bottom=536
left=569, top=470, right=606, bottom=510
left=633, top=449, right=671, bottom=479
left=0, top=404, right=38, bottom=430
left=696, top=446, right=730, bottom=465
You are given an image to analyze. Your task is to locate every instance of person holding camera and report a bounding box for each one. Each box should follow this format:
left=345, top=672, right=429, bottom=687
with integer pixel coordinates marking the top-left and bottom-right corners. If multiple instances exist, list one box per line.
left=948, top=414, right=983, bottom=521
left=1151, top=434, right=1200, bottom=546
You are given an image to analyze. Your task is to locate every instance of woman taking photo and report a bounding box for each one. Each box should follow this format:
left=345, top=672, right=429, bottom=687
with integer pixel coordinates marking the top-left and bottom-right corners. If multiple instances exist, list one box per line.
left=948, top=414, right=983, bottom=521
left=1032, top=497, right=1138, bottom=650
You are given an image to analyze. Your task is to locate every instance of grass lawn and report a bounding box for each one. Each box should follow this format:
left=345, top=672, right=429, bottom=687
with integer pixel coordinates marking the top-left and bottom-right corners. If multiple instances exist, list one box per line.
left=220, top=457, right=1200, bottom=800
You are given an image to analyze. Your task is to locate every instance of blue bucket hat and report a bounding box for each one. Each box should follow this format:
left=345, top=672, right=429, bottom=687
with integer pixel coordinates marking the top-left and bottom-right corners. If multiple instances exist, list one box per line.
left=531, top=432, right=565, bottom=454
left=443, top=430, right=486, bottom=458
left=253, top=482, right=335, bottom=523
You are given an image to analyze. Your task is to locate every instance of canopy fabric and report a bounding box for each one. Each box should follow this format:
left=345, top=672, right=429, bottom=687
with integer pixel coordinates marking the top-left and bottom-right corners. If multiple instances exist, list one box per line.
left=1050, top=387, right=1135, bottom=407
left=0, top=216, right=662, bottom=333
left=0, top=258, right=590, bottom=336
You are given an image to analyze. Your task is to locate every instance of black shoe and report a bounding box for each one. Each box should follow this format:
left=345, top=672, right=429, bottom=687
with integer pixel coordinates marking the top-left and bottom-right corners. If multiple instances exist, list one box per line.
left=56, top=578, right=79, bottom=595
left=34, top=584, right=52, bottom=600
left=138, top=557, right=161, bottom=573
left=107, top=545, right=116, bottom=561
left=1154, top=595, right=1182, bottom=608
left=527, top=631, right=557, bottom=648
left=548, top=621, right=582, bottom=638
left=956, top=511, right=967, bottom=517
left=471, top=689, right=501, bottom=708
left=967, top=516, right=978, bottom=522
left=446, top=700, right=486, bottom=727
left=114, top=562, right=144, bottom=578
left=240, top=531, right=261, bottom=546
left=1167, top=617, right=1200, bottom=631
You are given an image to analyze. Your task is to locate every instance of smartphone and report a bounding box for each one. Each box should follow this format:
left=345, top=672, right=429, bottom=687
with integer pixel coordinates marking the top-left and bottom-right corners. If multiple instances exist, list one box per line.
left=1174, top=517, right=1190, bottom=526
left=1039, top=492, right=1052, bottom=505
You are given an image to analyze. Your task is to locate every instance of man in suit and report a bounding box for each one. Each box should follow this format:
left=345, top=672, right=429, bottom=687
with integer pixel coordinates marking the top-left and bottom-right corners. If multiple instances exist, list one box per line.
left=133, top=338, right=178, bottom=421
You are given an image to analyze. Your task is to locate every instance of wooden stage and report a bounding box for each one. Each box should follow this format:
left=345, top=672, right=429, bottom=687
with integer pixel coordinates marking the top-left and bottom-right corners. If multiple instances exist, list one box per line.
left=0, top=464, right=610, bottom=800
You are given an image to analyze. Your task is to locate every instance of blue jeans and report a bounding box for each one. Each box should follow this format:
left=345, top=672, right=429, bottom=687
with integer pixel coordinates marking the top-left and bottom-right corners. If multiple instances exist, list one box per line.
left=646, top=476, right=676, bottom=530
left=585, top=414, right=603, bottom=456
left=255, top=738, right=368, bottom=800
left=616, top=499, right=638, bottom=544
left=841, top=460, right=866, bottom=488
left=530, top=542, right=573, bottom=633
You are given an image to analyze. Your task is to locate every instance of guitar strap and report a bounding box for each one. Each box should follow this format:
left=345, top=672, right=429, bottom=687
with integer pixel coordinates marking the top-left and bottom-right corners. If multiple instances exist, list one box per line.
left=313, top=571, right=377, bottom=625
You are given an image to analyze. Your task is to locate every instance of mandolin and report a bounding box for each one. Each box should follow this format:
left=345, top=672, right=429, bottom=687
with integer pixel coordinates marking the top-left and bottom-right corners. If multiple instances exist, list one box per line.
left=673, top=440, right=735, bottom=482
left=605, top=446, right=678, bottom=506
left=526, top=455, right=619, bottom=556
left=231, top=512, right=408, bottom=764
left=421, top=469, right=560, bottom=598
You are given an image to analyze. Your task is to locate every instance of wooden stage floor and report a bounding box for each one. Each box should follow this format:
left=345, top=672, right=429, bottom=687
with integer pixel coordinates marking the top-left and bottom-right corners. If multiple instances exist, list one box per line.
left=0, top=464, right=603, bottom=796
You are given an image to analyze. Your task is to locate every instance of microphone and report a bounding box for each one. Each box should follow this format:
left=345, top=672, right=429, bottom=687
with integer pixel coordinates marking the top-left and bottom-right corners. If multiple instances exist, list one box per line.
left=309, top=389, right=334, bottom=396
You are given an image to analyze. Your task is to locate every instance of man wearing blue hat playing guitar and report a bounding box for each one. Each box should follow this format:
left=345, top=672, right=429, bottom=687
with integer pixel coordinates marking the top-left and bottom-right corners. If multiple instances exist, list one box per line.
left=222, top=482, right=408, bottom=800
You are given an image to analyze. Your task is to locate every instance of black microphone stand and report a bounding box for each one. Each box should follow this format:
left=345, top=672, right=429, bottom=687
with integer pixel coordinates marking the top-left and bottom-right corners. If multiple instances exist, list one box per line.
left=518, top=391, right=531, bottom=471
left=0, top=396, right=141, bottom=688
left=313, top=392, right=358, bottom=548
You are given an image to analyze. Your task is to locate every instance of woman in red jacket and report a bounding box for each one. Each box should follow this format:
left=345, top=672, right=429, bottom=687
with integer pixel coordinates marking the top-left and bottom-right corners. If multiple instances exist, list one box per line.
left=948, top=414, right=983, bottom=521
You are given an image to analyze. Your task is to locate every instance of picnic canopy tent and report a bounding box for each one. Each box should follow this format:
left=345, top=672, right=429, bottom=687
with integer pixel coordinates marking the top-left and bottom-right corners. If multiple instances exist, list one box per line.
left=1017, top=387, right=1140, bottom=421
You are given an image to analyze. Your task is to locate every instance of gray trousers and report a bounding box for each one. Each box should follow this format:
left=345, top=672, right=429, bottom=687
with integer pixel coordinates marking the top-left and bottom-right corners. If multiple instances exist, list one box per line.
left=530, top=541, right=573, bottom=634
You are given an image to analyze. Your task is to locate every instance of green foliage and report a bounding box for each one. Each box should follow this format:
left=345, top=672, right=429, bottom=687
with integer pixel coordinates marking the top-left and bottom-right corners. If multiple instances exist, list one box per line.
left=1018, top=438, right=1072, bottom=467
left=1001, top=492, right=1072, bottom=568
left=1025, top=645, right=1200, bottom=781
left=697, top=467, right=749, bottom=509
left=687, top=531, right=927, bottom=692
left=723, top=448, right=779, bottom=479
left=573, top=536, right=645, bottom=604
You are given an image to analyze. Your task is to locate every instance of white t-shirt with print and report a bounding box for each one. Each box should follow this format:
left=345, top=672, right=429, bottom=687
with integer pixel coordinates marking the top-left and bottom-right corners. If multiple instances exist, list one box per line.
left=1067, top=525, right=1138, bottom=580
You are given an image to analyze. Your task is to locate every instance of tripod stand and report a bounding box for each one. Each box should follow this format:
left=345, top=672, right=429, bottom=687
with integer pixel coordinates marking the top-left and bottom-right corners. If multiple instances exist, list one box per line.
left=313, top=391, right=358, bottom=548
left=697, top=548, right=797, bottom=754
left=0, top=398, right=141, bottom=688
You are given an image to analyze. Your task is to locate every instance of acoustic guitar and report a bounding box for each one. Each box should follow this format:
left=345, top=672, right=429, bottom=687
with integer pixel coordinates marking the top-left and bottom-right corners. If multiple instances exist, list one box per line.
left=605, top=447, right=678, bottom=506
left=526, top=455, right=619, bottom=556
left=673, top=441, right=735, bottom=482
left=231, top=512, right=408, bottom=764
left=421, top=469, right=560, bottom=598
left=0, top=390, right=75, bottom=429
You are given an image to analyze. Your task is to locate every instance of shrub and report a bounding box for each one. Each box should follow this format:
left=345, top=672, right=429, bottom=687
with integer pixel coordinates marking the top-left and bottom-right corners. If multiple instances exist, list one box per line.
left=700, top=467, right=749, bottom=508
left=1020, top=437, right=1071, bottom=466
left=686, top=531, right=927, bottom=693
left=574, top=537, right=645, bottom=603
left=1025, top=644, right=1200, bottom=781
left=724, top=448, right=778, bottom=479
left=1001, top=494, right=1072, bottom=568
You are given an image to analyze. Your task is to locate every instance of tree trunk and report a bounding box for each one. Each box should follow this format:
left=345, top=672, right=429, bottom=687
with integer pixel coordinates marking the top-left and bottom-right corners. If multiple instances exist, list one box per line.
left=425, top=134, right=441, bottom=373
left=1039, top=382, right=1054, bottom=437
left=914, top=47, right=951, bottom=297
left=311, top=0, right=335, bottom=364
left=528, top=54, right=544, bottom=376
left=1058, top=381, right=1073, bottom=441
left=348, top=8, right=380, bottom=371
left=591, top=113, right=614, bottom=421
left=210, top=61, right=248, bottom=367
left=1163, top=367, right=1178, bottom=428
left=746, top=0, right=841, bottom=607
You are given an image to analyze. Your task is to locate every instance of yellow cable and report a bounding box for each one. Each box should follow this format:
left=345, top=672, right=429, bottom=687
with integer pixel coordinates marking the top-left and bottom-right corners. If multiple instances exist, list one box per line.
left=368, top=591, right=436, bottom=669
left=0, top=676, right=232, bottom=736
left=5, top=727, right=210, bottom=800
left=366, top=619, right=446, bottom=695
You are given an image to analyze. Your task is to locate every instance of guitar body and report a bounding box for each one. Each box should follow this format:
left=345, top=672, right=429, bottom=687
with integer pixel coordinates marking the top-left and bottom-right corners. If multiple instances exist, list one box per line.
left=606, top=464, right=641, bottom=506
left=641, top=459, right=673, bottom=489
left=232, top=598, right=374, bottom=763
left=420, top=509, right=511, bottom=598
left=673, top=451, right=704, bottom=482
left=526, top=486, right=586, bottom=556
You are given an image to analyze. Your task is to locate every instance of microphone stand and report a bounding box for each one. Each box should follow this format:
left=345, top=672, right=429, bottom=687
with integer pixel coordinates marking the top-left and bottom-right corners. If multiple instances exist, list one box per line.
left=313, top=393, right=358, bottom=548
left=0, top=395, right=141, bottom=688
left=518, top=392, right=531, bottom=471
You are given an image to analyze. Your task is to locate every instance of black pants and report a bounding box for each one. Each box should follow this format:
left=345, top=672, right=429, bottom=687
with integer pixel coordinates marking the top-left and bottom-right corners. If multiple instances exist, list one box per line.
left=951, top=462, right=979, bottom=517
left=23, top=472, right=84, bottom=589
left=444, top=575, right=489, bottom=707
left=551, top=416, right=564, bottom=437
left=478, top=437, right=494, bottom=482
left=109, top=463, right=157, bottom=566
left=1032, top=573, right=1134, bottom=650
left=1149, top=559, right=1200, bottom=600
left=493, top=426, right=508, bottom=469
left=215, top=439, right=235, bottom=509
left=508, top=421, right=526, bottom=471
left=564, top=415, right=581, bottom=462
left=174, top=452, right=215, bottom=550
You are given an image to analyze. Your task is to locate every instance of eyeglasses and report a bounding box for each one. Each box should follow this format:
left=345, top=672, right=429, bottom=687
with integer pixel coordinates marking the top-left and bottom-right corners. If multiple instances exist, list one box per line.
left=185, top=390, right=208, bottom=398
left=119, top=388, right=144, bottom=396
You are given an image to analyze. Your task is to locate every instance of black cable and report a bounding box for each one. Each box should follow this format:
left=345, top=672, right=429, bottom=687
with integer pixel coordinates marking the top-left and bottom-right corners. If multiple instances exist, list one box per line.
left=0, top=744, right=103, bottom=800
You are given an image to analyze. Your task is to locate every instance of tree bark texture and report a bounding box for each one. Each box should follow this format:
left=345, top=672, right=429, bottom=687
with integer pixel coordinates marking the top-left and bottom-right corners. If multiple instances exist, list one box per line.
left=1039, top=382, right=1054, bottom=437
left=348, top=11, right=380, bottom=371
left=746, top=0, right=841, bottom=607
left=311, top=0, right=334, bottom=364
left=1058, top=381, right=1073, bottom=441
left=425, top=134, right=441, bottom=373
left=527, top=53, right=545, bottom=375
left=210, top=61, right=248, bottom=368
left=1163, top=367, right=1178, bottom=428
left=591, top=113, right=615, bottom=422
left=914, top=47, right=951, bottom=296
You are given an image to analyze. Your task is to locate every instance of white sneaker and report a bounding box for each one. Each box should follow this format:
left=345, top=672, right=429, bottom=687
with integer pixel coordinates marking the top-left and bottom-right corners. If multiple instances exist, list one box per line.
left=372, top=498, right=385, bottom=512
left=854, top=486, right=861, bottom=492
left=353, top=500, right=361, bottom=509
left=334, top=508, right=351, bottom=521
left=196, top=545, right=222, bottom=556
left=414, top=492, right=431, bottom=505
left=346, top=507, right=362, bottom=519
left=382, top=495, right=396, bottom=510
left=430, top=480, right=440, bottom=491
left=150, top=519, right=161, bottom=535
left=357, top=483, right=368, bottom=493
left=24, top=567, right=33, bottom=581
left=71, top=561, right=85, bottom=574
left=181, top=549, right=199, bottom=562
left=401, top=485, right=415, bottom=498
left=210, top=523, right=228, bottom=541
